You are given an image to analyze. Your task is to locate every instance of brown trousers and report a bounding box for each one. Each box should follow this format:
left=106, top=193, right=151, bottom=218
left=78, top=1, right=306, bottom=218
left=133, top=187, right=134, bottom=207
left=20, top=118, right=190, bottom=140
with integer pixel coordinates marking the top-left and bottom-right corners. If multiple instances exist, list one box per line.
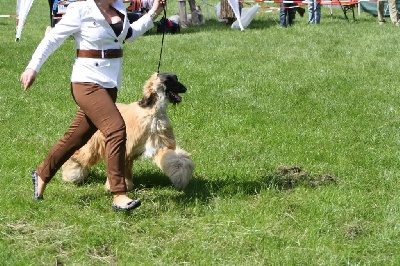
left=37, top=82, right=127, bottom=193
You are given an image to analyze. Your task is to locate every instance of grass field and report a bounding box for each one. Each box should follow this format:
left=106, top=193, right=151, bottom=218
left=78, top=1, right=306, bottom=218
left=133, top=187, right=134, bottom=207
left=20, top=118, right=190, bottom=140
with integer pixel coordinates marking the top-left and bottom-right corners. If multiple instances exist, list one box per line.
left=1, top=0, right=400, bottom=264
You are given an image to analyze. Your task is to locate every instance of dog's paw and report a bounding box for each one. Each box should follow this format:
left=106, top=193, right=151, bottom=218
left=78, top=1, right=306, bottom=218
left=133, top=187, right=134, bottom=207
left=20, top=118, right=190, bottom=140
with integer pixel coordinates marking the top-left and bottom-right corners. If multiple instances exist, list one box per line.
left=104, top=180, right=111, bottom=192
left=61, top=160, right=88, bottom=184
left=154, top=148, right=195, bottom=190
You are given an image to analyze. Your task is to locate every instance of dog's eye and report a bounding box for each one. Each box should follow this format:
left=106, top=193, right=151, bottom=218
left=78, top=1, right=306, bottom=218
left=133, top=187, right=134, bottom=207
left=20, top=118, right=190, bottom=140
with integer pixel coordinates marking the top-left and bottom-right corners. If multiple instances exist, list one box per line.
left=166, top=77, right=178, bottom=83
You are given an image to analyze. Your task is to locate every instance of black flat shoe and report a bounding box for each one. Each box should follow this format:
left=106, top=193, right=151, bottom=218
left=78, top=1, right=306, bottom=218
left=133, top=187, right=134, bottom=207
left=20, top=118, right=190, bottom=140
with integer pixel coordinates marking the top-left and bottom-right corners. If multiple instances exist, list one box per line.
left=31, top=170, right=43, bottom=200
left=112, top=199, right=141, bottom=211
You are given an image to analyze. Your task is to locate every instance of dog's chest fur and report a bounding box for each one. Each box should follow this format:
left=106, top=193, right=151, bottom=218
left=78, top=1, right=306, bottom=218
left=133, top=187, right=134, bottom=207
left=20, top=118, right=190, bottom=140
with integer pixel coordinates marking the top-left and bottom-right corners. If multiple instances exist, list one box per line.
left=117, top=102, right=176, bottom=159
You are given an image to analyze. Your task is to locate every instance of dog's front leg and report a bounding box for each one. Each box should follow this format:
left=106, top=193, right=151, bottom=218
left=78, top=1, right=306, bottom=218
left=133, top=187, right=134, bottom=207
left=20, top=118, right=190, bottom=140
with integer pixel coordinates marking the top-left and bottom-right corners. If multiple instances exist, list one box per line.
left=124, top=158, right=134, bottom=191
left=153, top=147, right=195, bottom=190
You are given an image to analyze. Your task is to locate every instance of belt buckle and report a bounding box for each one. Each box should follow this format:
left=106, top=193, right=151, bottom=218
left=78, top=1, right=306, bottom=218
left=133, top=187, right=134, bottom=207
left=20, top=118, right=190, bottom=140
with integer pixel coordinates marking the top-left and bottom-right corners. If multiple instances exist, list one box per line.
left=101, top=50, right=106, bottom=58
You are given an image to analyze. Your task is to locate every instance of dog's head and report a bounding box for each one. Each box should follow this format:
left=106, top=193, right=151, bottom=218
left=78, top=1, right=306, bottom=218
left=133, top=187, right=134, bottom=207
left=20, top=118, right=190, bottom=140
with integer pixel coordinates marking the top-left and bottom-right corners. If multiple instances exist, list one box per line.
left=139, top=72, right=187, bottom=108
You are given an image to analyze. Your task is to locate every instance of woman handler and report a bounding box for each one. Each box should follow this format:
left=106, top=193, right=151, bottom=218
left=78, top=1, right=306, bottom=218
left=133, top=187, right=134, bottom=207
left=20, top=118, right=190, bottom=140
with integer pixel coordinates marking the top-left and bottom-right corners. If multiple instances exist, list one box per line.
left=20, top=0, right=166, bottom=211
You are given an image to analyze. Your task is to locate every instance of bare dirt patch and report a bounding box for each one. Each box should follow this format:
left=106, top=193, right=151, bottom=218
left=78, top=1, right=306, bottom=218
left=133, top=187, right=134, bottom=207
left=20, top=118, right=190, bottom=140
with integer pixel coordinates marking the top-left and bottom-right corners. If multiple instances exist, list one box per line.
left=266, top=166, right=338, bottom=190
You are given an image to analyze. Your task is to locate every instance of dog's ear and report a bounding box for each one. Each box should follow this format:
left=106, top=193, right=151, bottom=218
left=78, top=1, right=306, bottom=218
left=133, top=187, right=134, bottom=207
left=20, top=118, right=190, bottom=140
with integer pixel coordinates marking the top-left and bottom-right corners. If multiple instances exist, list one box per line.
left=138, top=96, right=155, bottom=108
left=138, top=73, right=158, bottom=108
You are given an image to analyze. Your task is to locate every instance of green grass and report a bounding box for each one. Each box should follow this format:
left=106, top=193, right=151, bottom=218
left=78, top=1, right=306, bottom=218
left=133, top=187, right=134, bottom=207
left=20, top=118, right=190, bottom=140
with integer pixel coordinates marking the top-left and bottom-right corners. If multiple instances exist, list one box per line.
left=1, top=0, right=400, bottom=264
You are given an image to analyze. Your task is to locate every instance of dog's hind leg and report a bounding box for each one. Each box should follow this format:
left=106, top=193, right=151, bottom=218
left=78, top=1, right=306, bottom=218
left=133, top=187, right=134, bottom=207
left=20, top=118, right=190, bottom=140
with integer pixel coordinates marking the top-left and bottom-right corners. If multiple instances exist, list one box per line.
left=61, top=134, right=105, bottom=184
left=153, top=147, right=195, bottom=190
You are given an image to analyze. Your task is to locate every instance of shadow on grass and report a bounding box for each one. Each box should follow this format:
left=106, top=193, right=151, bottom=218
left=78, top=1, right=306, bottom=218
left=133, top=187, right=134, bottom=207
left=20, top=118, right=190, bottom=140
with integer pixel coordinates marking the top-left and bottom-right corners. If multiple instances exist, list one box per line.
left=179, top=165, right=337, bottom=203
left=79, top=165, right=338, bottom=205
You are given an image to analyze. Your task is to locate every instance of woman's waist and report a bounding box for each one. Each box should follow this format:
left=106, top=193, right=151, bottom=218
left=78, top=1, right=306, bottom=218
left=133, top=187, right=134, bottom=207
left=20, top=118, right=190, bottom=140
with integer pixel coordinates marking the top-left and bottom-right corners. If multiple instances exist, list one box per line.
left=76, top=49, right=123, bottom=59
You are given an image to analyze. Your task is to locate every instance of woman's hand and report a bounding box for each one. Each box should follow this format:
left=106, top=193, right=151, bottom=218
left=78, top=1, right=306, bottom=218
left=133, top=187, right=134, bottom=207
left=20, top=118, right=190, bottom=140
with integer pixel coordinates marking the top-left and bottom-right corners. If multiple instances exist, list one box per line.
left=20, top=68, right=37, bottom=91
left=151, top=0, right=167, bottom=15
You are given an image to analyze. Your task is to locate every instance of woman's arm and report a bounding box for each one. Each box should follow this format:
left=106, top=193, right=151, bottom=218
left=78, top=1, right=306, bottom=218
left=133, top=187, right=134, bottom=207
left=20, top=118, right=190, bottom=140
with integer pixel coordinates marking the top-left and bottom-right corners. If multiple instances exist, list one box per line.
left=20, top=2, right=82, bottom=91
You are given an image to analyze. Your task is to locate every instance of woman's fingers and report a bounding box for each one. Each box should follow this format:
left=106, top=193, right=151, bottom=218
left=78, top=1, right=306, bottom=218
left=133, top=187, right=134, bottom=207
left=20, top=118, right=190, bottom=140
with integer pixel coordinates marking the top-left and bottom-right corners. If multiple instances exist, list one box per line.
left=20, top=69, right=37, bottom=91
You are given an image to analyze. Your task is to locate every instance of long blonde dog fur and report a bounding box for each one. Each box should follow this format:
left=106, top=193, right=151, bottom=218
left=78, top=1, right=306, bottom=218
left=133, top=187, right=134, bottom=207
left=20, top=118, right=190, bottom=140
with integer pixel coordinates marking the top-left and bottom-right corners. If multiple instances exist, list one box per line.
left=62, top=72, right=194, bottom=191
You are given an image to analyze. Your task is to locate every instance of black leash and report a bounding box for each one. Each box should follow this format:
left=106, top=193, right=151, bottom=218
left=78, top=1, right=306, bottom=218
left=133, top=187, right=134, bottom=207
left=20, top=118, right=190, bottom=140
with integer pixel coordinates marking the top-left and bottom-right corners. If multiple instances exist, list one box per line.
left=157, top=7, right=167, bottom=74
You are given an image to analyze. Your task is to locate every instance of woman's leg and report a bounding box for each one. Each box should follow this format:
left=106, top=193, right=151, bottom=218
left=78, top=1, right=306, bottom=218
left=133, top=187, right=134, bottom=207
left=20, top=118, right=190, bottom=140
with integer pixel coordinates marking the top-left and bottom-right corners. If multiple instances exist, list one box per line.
left=388, top=0, right=399, bottom=24
left=377, top=1, right=385, bottom=23
left=315, top=1, right=321, bottom=24
left=35, top=83, right=130, bottom=207
left=70, top=84, right=137, bottom=208
left=70, top=83, right=127, bottom=194
left=37, top=83, right=99, bottom=183
left=34, top=83, right=99, bottom=198
left=288, top=3, right=296, bottom=25
left=308, top=1, right=315, bottom=23
left=280, top=3, right=287, bottom=26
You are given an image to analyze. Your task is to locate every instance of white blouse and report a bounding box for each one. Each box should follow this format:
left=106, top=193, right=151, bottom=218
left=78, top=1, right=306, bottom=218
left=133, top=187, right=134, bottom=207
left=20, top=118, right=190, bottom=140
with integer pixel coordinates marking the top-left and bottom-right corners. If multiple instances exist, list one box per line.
left=26, top=0, right=154, bottom=89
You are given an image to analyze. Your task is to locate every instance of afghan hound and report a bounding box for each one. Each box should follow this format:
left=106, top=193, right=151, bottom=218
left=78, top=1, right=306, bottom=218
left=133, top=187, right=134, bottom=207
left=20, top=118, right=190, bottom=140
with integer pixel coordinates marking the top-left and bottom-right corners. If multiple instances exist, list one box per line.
left=61, top=72, right=195, bottom=191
